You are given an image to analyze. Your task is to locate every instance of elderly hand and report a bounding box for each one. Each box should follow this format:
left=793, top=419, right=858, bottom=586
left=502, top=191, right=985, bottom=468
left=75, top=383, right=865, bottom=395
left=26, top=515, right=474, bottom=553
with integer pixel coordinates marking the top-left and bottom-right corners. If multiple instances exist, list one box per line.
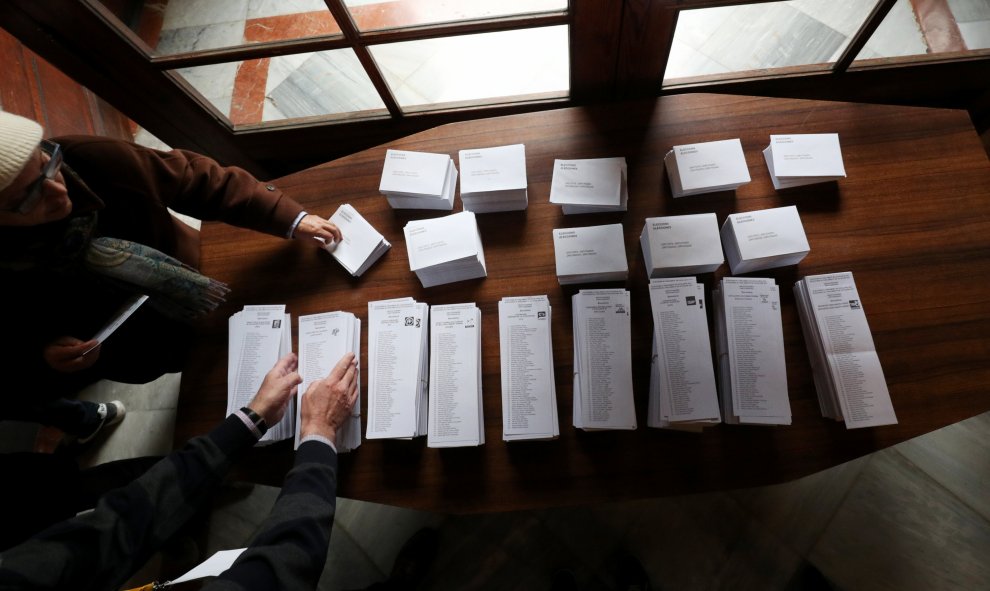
left=248, top=353, right=302, bottom=426
left=300, top=352, right=359, bottom=444
left=294, top=214, right=342, bottom=247
left=43, top=336, right=101, bottom=373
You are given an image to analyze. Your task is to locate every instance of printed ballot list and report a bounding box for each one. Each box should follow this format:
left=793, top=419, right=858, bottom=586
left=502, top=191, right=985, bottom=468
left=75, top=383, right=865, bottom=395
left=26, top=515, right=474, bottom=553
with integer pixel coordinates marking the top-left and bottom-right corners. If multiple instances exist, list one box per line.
left=367, top=298, right=429, bottom=439
left=499, top=296, right=559, bottom=441
left=714, top=278, right=791, bottom=426
left=648, top=278, right=720, bottom=431
left=296, top=312, right=362, bottom=452
left=572, top=289, right=636, bottom=431
left=427, top=303, right=484, bottom=448
left=794, top=272, right=896, bottom=429
left=228, top=305, right=294, bottom=444
left=549, top=157, right=628, bottom=214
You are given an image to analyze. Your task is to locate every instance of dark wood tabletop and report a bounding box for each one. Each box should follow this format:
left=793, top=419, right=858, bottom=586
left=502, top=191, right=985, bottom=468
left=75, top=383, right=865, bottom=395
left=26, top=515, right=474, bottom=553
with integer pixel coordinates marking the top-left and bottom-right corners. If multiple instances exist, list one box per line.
left=175, top=93, right=990, bottom=514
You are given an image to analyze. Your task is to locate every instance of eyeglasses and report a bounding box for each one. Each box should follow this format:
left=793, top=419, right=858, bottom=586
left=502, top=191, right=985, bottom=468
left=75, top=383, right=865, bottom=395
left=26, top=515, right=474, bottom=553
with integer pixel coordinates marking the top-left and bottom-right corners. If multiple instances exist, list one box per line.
left=1, top=140, right=63, bottom=214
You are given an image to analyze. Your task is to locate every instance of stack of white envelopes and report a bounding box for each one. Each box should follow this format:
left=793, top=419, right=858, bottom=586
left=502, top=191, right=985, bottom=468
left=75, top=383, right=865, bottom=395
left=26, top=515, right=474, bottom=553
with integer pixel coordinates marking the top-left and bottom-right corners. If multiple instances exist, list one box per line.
left=664, top=139, right=751, bottom=198
left=427, top=303, right=484, bottom=448
left=404, top=211, right=487, bottom=288
left=325, top=204, right=390, bottom=277
left=721, top=205, right=810, bottom=274
left=647, top=278, right=721, bottom=431
left=296, top=311, right=362, bottom=452
left=379, top=149, right=457, bottom=210
left=227, top=305, right=294, bottom=444
left=572, top=289, right=636, bottom=431
left=499, top=295, right=559, bottom=441
left=763, top=133, right=846, bottom=189
left=366, top=298, right=429, bottom=440
left=713, top=278, right=791, bottom=426
left=549, top=157, right=628, bottom=214
left=640, top=213, right=724, bottom=278
left=794, top=272, right=897, bottom=429
left=458, top=144, right=528, bottom=212
left=553, top=223, right=628, bottom=285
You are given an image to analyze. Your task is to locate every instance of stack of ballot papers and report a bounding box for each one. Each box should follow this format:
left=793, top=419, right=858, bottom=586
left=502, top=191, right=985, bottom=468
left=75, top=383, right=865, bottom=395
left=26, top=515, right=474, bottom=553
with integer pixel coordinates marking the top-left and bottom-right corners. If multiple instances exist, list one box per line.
left=404, top=211, right=487, bottom=288
left=295, top=311, right=362, bottom=452
left=647, top=278, right=721, bottom=431
left=458, top=144, right=528, bottom=212
left=640, top=213, right=724, bottom=278
left=721, top=205, right=810, bottom=274
left=713, top=278, right=791, bottom=426
left=664, top=138, right=751, bottom=198
left=794, top=272, right=897, bottom=429
left=325, top=204, right=390, bottom=277
left=427, top=303, right=484, bottom=448
left=549, top=157, right=628, bottom=214
left=379, top=149, right=457, bottom=210
left=572, top=289, right=637, bottom=431
left=553, top=223, right=628, bottom=285
left=228, top=305, right=294, bottom=444
left=499, top=295, right=559, bottom=441
left=366, top=298, right=429, bottom=440
left=763, top=133, right=846, bottom=189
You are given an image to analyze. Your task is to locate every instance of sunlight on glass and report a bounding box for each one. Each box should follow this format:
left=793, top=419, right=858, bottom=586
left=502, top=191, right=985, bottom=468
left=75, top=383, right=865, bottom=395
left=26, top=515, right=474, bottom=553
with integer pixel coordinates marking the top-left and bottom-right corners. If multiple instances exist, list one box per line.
left=345, top=0, right=566, bottom=31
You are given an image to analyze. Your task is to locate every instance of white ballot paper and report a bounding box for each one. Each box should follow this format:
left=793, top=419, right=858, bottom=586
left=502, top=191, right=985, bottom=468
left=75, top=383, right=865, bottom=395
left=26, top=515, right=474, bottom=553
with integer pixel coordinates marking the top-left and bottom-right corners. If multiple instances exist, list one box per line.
left=84, top=294, right=150, bottom=354
left=647, top=278, right=720, bottom=431
left=794, top=272, right=897, bottom=429
left=549, top=157, right=628, bottom=214
left=553, top=223, right=629, bottom=285
left=664, top=139, right=751, bottom=198
left=170, top=548, right=247, bottom=584
left=366, top=298, right=429, bottom=439
left=763, top=133, right=846, bottom=189
left=404, top=211, right=487, bottom=288
left=427, top=303, right=484, bottom=448
left=640, top=213, right=724, bottom=279
left=458, top=143, right=528, bottom=213
left=713, top=278, right=791, bottom=426
left=326, top=204, right=390, bottom=277
left=499, top=295, right=559, bottom=441
left=572, top=289, right=636, bottom=431
left=296, top=311, right=362, bottom=452
left=228, top=305, right=294, bottom=444
left=721, top=205, right=810, bottom=274
left=379, top=149, right=458, bottom=210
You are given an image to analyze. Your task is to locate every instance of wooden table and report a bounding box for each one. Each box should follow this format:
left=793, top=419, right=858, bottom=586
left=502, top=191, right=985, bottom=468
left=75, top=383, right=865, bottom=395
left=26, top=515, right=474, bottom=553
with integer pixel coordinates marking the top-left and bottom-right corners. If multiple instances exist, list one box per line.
left=176, top=93, right=990, bottom=514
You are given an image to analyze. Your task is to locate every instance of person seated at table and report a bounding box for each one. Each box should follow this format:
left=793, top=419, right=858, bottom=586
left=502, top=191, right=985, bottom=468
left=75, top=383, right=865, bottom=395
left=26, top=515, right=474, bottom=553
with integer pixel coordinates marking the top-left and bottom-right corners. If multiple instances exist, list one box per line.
left=0, top=351, right=358, bottom=590
left=0, top=110, right=342, bottom=441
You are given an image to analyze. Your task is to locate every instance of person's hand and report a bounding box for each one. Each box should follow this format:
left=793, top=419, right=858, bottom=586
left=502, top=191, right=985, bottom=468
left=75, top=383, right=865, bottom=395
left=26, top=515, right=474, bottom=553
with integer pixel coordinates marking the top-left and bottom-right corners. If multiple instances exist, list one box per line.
left=300, top=352, right=359, bottom=444
left=294, top=214, right=342, bottom=247
left=43, top=336, right=100, bottom=373
left=248, top=353, right=302, bottom=426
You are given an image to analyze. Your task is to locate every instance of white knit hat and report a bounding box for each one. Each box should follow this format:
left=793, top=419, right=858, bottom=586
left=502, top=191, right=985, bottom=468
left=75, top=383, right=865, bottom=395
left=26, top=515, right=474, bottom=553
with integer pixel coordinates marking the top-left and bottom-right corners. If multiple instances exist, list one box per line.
left=0, top=111, right=44, bottom=193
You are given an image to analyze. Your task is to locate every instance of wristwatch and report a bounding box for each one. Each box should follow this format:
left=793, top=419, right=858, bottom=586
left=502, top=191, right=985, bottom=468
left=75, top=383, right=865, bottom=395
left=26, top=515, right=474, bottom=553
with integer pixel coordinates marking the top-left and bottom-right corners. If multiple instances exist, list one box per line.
left=240, top=406, right=269, bottom=436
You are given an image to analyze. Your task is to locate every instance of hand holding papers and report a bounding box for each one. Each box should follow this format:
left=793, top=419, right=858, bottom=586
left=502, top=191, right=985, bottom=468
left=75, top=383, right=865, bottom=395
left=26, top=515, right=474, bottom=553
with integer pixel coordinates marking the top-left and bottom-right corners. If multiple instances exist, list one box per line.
left=427, top=303, right=484, bottom=448
left=764, top=134, right=846, bottom=189
left=325, top=204, right=390, bottom=277
left=549, top=157, right=628, bottom=214
left=404, top=211, right=487, bottom=288
left=794, top=272, right=897, bottom=428
left=721, top=206, right=810, bottom=274
left=379, top=149, right=457, bottom=210
left=640, top=214, right=724, bottom=279
left=665, top=139, right=751, bottom=198
left=713, top=278, right=791, bottom=426
left=572, top=289, right=636, bottom=431
left=499, top=296, right=559, bottom=441
left=458, top=144, right=528, bottom=212
left=553, top=223, right=629, bottom=285
left=367, top=298, right=429, bottom=439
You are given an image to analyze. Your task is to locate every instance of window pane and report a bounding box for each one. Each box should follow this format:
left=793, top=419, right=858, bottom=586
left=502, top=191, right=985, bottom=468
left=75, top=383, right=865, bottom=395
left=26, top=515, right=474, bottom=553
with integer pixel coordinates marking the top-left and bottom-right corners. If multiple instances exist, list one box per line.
left=663, top=0, right=876, bottom=84
left=345, top=0, right=567, bottom=31
left=369, top=26, right=568, bottom=109
left=854, top=0, right=989, bottom=62
left=169, top=49, right=387, bottom=125
left=92, top=0, right=341, bottom=56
